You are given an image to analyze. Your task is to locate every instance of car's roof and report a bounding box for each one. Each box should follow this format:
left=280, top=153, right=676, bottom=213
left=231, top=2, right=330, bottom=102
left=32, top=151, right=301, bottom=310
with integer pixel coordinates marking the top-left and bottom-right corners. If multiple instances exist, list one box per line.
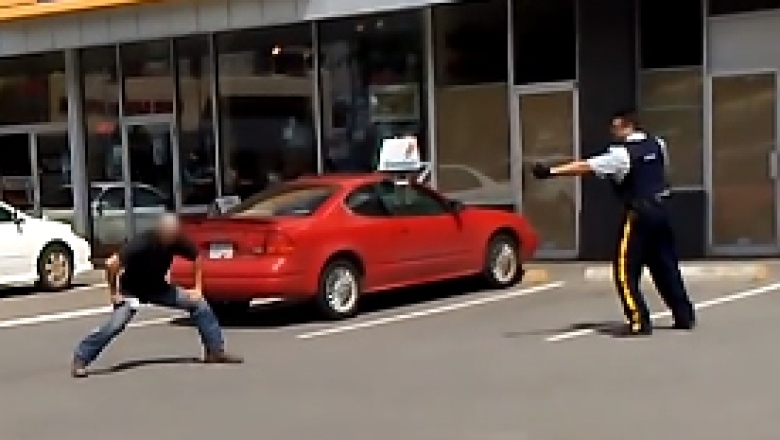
left=294, top=173, right=389, bottom=187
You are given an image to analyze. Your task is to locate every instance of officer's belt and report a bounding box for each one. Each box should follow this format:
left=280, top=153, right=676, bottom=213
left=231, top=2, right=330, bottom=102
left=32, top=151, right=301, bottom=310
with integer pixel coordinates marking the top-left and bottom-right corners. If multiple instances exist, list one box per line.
left=624, top=192, right=669, bottom=210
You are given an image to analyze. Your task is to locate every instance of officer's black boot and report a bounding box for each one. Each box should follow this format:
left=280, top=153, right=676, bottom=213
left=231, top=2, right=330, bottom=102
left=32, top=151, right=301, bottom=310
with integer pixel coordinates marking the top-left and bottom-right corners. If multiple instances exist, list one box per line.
left=612, top=320, right=653, bottom=338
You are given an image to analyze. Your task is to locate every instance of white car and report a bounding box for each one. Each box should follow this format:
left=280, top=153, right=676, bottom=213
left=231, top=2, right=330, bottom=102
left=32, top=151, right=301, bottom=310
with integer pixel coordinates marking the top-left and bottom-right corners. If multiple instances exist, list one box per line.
left=0, top=201, right=93, bottom=290
left=45, top=182, right=172, bottom=246
left=438, top=164, right=514, bottom=206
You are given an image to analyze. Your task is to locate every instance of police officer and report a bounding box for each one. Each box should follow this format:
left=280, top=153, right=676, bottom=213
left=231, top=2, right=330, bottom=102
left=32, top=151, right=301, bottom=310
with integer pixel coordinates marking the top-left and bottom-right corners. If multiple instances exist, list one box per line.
left=531, top=109, right=696, bottom=337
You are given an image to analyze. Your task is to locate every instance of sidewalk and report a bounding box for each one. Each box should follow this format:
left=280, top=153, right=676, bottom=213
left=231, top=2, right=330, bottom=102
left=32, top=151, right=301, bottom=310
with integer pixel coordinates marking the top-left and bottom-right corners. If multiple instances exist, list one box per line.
left=523, top=259, right=779, bottom=284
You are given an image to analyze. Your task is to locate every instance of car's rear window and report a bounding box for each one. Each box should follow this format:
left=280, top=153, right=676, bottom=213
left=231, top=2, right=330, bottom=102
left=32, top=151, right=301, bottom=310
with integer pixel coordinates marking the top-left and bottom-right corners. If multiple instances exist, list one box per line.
left=227, top=183, right=337, bottom=218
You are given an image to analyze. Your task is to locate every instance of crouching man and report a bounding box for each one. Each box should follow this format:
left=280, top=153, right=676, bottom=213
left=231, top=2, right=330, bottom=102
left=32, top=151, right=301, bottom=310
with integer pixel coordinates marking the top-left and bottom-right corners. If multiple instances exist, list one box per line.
left=71, top=214, right=243, bottom=378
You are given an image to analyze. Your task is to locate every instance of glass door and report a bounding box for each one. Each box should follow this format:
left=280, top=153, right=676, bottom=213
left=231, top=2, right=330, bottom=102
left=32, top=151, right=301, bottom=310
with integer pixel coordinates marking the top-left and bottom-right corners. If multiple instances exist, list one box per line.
left=0, top=125, right=71, bottom=225
left=33, top=128, right=73, bottom=226
left=515, top=83, right=579, bottom=257
left=710, top=71, right=778, bottom=252
left=122, top=116, right=178, bottom=236
left=0, top=132, right=34, bottom=213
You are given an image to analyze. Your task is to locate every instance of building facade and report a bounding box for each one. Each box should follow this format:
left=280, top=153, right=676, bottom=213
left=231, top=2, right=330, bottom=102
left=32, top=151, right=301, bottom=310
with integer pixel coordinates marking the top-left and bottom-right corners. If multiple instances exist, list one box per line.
left=0, top=0, right=776, bottom=259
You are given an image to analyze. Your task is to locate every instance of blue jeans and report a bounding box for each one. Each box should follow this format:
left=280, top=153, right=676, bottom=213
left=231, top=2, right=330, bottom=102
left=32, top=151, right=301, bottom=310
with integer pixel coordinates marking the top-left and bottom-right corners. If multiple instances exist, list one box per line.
left=74, top=286, right=224, bottom=366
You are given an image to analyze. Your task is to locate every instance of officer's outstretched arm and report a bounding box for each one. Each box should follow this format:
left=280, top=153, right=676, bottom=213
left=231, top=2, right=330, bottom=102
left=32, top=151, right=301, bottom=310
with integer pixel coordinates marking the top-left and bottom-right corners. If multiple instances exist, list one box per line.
left=549, top=160, right=593, bottom=177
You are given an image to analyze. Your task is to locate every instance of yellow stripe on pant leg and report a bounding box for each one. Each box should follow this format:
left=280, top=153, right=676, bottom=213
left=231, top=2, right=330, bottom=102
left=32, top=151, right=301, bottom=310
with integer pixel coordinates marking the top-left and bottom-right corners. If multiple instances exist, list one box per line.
left=618, top=215, right=641, bottom=331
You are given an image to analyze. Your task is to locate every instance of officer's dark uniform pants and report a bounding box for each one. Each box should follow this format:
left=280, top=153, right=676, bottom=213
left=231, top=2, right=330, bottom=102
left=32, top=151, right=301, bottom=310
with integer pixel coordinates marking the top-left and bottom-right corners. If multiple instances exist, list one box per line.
left=612, top=201, right=695, bottom=331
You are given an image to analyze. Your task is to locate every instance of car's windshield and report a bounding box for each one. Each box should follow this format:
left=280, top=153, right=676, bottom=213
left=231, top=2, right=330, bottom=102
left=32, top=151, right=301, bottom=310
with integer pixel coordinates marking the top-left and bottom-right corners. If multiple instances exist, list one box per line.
left=227, top=183, right=337, bottom=218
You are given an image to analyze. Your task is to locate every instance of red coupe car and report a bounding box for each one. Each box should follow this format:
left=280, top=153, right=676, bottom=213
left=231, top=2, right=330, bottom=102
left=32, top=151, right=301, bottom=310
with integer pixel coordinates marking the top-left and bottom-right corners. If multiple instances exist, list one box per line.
left=170, top=174, right=539, bottom=319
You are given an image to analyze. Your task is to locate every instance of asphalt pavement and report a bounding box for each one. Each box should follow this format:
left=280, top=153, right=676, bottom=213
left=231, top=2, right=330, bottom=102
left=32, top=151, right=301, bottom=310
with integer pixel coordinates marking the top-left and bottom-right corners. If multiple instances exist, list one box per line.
left=0, top=266, right=778, bottom=440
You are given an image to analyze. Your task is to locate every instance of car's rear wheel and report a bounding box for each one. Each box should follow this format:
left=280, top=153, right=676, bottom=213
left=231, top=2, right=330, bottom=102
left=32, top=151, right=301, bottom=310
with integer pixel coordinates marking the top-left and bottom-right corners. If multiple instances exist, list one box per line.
left=316, top=259, right=362, bottom=320
left=482, top=232, right=523, bottom=289
left=37, top=243, right=73, bottom=291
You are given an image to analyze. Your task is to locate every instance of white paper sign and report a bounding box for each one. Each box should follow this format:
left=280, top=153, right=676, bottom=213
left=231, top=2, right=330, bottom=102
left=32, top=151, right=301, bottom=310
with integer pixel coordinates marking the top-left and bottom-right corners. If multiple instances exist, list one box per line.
left=378, top=136, right=421, bottom=172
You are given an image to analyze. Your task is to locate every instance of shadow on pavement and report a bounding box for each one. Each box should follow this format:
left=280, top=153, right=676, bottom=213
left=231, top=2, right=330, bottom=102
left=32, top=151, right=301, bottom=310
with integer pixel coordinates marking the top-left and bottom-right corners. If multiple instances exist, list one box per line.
left=0, top=283, right=92, bottom=300
left=503, top=321, right=684, bottom=339
left=171, top=277, right=490, bottom=330
left=89, top=356, right=201, bottom=376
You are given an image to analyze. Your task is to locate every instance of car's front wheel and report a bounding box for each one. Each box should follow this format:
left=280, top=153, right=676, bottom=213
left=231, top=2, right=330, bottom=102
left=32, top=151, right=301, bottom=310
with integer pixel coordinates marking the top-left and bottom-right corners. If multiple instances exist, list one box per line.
left=37, top=243, right=73, bottom=291
left=316, top=259, right=362, bottom=320
left=482, top=233, right=523, bottom=289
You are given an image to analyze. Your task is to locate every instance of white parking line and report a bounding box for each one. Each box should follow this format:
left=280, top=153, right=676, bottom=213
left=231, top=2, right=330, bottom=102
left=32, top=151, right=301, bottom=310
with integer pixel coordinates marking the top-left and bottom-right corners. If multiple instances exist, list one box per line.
left=546, top=281, right=780, bottom=342
left=0, top=283, right=108, bottom=303
left=0, top=306, right=112, bottom=329
left=0, top=298, right=282, bottom=330
left=296, top=281, right=566, bottom=340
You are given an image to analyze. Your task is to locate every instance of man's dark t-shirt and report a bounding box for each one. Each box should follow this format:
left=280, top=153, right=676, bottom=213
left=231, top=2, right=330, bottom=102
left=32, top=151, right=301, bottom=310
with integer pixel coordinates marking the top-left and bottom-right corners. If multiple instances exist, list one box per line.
left=118, top=230, right=198, bottom=298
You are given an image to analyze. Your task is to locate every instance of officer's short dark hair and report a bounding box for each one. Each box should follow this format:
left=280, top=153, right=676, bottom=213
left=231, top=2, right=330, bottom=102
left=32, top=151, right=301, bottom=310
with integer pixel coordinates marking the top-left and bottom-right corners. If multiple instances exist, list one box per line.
left=611, top=108, right=639, bottom=128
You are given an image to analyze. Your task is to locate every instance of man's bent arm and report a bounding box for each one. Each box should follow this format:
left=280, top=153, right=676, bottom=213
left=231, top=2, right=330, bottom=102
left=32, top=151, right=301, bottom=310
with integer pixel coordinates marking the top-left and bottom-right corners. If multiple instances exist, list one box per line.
left=105, top=254, right=122, bottom=296
left=193, top=256, right=204, bottom=295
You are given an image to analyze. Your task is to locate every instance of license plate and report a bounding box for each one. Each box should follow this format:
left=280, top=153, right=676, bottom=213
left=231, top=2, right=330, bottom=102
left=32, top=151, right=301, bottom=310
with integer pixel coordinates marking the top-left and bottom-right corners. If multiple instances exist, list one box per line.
left=208, top=242, right=234, bottom=259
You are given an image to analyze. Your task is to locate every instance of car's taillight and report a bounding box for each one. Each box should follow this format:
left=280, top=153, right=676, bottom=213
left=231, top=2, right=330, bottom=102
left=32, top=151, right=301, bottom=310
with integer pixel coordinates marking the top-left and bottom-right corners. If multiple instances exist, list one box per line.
left=263, top=231, right=295, bottom=255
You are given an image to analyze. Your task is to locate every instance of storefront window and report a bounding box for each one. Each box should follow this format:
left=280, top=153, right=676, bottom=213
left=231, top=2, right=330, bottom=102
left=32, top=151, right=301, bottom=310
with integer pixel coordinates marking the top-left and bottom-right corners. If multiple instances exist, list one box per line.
left=433, top=0, right=511, bottom=206
left=120, top=40, right=174, bottom=116
left=708, top=0, right=780, bottom=15
left=512, top=0, right=576, bottom=85
left=0, top=52, right=66, bottom=126
left=81, top=46, right=123, bottom=255
left=318, top=11, right=426, bottom=173
left=176, top=36, right=218, bottom=207
left=216, top=25, right=317, bottom=200
left=639, top=0, right=704, bottom=187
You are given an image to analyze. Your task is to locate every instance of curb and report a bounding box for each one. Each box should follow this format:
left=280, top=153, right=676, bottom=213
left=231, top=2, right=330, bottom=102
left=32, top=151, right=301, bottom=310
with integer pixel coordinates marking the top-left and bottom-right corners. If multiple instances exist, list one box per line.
left=523, top=268, right=550, bottom=284
left=582, top=263, right=769, bottom=282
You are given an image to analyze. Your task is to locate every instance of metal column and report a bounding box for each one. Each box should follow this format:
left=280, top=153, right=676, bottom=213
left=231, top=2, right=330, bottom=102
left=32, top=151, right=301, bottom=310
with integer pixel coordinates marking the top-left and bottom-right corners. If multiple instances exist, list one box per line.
left=64, top=49, right=90, bottom=237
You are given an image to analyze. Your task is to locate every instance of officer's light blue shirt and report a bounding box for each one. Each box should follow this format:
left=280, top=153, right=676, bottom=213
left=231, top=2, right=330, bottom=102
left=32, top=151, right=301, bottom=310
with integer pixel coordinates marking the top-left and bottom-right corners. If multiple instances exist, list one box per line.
left=585, top=132, right=669, bottom=184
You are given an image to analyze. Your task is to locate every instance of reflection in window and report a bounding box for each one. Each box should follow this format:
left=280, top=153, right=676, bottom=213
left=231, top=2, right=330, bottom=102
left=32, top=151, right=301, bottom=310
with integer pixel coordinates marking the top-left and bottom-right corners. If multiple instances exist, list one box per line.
left=120, top=41, right=174, bottom=116
left=37, top=132, right=75, bottom=226
left=176, top=36, right=218, bottom=207
left=638, top=0, right=703, bottom=188
left=433, top=0, right=511, bottom=206
left=711, top=73, right=777, bottom=246
left=81, top=46, right=124, bottom=255
left=217, top=25, right=317, bottom=200
left=639, top=69, right=704, bottom=187
left=319, top=11, right=426, bottom=173
left=0, top=133, right=33, bottom=211
left=0, top=52, right=66, bottom=126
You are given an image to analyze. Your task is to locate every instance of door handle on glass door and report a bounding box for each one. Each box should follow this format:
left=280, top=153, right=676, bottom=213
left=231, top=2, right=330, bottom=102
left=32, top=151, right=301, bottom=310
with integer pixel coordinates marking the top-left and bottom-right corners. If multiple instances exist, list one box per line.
left=770, top=150, right=778, bottom=180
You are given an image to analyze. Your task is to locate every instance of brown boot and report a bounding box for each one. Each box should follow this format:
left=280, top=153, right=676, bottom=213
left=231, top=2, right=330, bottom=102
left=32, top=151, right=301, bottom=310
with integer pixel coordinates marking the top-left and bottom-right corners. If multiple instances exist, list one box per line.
left=203, top=349, right=244, bottom=364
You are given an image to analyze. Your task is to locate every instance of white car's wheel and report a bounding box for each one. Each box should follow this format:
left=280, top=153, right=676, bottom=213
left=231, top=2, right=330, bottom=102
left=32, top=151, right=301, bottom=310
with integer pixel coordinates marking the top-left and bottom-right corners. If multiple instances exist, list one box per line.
left=316, top=259, right=362, bottom=320
left=482, top=233, right=523, bottom=288
left=38, top=244, right=73, bottom=291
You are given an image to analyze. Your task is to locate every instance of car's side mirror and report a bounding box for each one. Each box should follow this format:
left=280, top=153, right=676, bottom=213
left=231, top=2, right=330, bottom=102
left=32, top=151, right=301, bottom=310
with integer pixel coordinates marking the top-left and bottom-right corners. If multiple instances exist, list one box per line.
left=447, top=199, right=465, bottom=213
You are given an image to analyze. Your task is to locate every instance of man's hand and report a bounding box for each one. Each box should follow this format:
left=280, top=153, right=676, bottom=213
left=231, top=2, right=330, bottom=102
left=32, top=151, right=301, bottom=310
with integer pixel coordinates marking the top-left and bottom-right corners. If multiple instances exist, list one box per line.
left=110, top=291, right=124, bottom=306
left=183, top=287, right=203, bottom=301
left=531, top=163, right=553, bottom=179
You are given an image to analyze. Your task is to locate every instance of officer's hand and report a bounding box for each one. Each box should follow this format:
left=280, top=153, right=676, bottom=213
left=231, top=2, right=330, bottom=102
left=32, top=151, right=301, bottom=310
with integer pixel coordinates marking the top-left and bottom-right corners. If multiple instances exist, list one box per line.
left=531, top=163, right=553, bottom=180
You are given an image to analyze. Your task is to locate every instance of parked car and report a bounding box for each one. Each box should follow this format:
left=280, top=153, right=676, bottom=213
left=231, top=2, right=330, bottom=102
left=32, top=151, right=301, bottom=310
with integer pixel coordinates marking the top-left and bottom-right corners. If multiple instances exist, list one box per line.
left=0, top=201, right=93, bottom=290
left=44, top=182, right=172, bottom=246
left=170, top=173, right=539, bottom=319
